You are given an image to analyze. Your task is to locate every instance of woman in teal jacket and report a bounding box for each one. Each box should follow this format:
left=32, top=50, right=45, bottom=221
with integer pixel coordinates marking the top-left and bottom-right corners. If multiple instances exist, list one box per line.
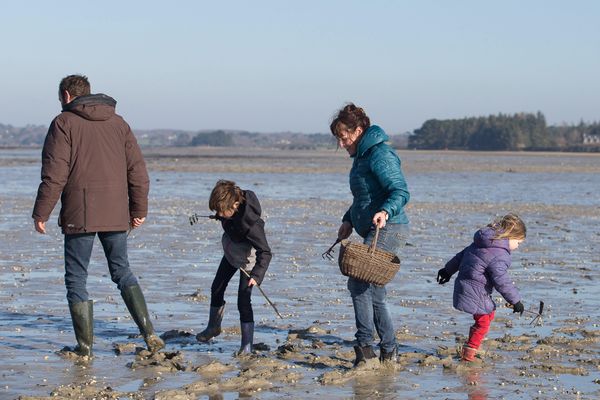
left=331, top=103, right=410, bottom=366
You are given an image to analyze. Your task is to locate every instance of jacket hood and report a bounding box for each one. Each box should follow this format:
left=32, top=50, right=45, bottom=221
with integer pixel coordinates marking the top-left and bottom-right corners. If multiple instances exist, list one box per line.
left=473, top=227, right=510, bottom=253
left=63, top=93, right=117, bottom=121
left=222, top=190, right=262, bottom=241
left=356, top=125, right=388, bottom=157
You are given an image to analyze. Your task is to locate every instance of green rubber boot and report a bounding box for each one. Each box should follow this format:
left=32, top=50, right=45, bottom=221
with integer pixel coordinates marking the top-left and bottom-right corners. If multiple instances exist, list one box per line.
left=68, top=300, right=94, bottom=357
left=121, top=285, right=165, bottom=353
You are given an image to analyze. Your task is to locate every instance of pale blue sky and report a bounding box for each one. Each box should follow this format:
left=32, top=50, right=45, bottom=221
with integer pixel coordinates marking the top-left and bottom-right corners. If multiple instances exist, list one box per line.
left=2, top=1, right=599, bottom=133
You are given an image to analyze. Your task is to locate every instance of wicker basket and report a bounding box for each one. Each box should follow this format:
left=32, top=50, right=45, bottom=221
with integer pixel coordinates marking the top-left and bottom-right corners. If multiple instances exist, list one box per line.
left=338, top=226, right=401, bottom=286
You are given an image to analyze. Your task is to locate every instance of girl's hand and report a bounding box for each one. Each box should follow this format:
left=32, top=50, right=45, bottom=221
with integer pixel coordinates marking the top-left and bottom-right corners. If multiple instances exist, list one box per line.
left=248, top=278, right=258, bottom=287
left=338, top=221, right=353, bottom=240
left=437, top=268, right=451, bottom=284
left=372, top=211, right=388, bottom=229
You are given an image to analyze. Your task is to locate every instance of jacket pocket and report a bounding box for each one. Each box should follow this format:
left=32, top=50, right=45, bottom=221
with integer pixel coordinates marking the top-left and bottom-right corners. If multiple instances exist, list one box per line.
left=84, top=184, right=129, bottom=229
left=59, top=188, right=85, bottom=230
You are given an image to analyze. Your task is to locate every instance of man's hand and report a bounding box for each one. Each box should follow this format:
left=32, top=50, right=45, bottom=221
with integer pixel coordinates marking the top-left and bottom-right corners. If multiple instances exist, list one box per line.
left=130, top=217, right=146, bottom=229
left=34, top=220, right=46, bottom=234
left=248, top=278, right=258, bottom=287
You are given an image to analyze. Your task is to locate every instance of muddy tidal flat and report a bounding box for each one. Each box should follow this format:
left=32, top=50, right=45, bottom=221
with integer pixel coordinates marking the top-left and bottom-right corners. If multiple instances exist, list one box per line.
left=1, top=147, right=600, bottom=399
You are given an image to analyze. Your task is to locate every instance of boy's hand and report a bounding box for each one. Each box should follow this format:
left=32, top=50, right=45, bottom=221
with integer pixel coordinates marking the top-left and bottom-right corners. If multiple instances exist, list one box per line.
left=512, top=301, right=524, bottom=315
left=437, top=268, right=451, bottom=284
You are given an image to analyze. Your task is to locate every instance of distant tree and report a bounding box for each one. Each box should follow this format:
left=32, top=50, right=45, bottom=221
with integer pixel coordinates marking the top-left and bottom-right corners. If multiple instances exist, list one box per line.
left=409, top=112, right=552, bottom=151
left=173, top=132, right=191, bottom=146
left=190, top=130, right=234, bottom=146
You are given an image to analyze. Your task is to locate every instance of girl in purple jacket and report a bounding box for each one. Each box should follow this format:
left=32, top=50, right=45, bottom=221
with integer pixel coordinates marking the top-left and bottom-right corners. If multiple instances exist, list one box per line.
left=437, top=214, right=526, bottom=362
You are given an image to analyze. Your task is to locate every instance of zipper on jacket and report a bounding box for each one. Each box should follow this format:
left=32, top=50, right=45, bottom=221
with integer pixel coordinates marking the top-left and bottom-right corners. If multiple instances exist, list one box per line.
left=83, top=188, right=87, bottom=232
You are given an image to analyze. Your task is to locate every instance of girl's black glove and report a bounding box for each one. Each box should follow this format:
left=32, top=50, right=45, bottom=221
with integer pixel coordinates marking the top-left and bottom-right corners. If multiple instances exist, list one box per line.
left=437, top=268, right=451, bottom=284
left=512, top=301, right=524, bottom=315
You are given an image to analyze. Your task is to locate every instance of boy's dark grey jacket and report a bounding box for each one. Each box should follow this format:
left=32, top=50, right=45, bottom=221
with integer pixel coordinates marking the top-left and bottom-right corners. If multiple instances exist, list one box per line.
left=221, top=190, right=272, bottom=284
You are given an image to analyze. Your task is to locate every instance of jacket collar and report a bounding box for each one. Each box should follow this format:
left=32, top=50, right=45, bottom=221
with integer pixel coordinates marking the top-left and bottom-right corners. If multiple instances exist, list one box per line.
left=353, top=125, right=388, bottom=158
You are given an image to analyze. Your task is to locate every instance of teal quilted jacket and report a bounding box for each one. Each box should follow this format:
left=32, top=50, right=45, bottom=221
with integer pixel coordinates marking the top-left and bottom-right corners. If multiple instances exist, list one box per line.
left=342, top=125, right=410, bottom=238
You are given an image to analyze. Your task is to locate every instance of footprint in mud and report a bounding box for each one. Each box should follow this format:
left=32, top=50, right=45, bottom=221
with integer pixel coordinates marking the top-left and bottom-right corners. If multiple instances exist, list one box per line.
left=158, top=329, right=196, bottom=347
left=24, top=379, right=138, bottom=400
left=318, top=357, right=388, bottom=385
left=127, top=349, right=189, bottom=372
left=56, top=347, right=93, bottom=364
left=112, top=342, right=138, bottom=355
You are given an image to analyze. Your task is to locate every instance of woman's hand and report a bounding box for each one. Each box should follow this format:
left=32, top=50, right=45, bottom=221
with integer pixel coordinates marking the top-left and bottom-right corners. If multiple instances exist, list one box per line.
left=337, top=221, right=353, bottom=240
left=372, top=211, right=388, bottom=229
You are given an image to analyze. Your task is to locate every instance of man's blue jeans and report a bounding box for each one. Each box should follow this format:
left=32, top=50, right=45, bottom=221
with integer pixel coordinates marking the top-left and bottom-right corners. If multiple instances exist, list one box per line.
left=64, top=231, right=138, bottom=303
left=347, top=223, right=409, bottom=353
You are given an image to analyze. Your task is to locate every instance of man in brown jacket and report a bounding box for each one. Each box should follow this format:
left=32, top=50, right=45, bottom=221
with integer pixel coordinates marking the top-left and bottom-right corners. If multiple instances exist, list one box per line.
left=32, top=74, right=164, bottom=356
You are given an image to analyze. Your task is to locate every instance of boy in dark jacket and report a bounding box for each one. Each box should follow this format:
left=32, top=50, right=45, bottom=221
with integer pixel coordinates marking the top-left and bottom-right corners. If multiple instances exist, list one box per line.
left=196, top=180, right=272, bottom=355
left=437, top=214, right=526, bottom=362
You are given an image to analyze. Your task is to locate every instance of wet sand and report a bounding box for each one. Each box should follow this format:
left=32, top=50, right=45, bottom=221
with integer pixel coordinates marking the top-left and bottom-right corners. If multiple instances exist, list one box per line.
left=1, top=148, right=600, bottom=399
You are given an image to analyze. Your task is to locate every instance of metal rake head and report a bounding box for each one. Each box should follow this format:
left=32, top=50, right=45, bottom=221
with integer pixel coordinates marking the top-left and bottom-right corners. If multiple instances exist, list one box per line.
left=529, top=301, right=544, bottom=326
left=189, top=213, right=218, bottom=225
left=322, top=238, right=341, bottom=261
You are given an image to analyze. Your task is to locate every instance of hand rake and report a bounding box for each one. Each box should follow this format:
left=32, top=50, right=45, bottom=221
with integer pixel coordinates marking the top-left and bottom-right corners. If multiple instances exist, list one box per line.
left=507, top=301, right=544, bottom=326
left=322, top=238, right=342, bottom=261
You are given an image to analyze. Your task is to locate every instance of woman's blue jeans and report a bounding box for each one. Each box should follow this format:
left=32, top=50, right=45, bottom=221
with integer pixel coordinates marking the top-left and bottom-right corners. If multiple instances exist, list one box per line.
left=347, top=223, right=409, bottom=353
left=64, top=231, right=138, bottom=303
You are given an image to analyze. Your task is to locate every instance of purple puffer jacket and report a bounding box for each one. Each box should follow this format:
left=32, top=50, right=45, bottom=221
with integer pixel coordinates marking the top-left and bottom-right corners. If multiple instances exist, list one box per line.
left=442, top=227, right=521, bottom=315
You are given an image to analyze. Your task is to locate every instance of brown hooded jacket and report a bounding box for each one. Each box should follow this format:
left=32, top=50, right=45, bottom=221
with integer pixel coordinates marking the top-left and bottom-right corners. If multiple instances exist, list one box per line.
left=32, top=94, right=149, bottom=234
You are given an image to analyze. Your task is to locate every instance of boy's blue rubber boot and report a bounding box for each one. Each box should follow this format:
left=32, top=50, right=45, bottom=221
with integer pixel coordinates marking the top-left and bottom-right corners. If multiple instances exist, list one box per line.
left=237, top=322, right=254, bottom=354
left=196, top=303, right=225, bottom=342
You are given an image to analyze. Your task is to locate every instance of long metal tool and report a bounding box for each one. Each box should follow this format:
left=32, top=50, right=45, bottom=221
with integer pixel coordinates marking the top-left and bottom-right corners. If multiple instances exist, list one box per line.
left=190, top=213, right=283, bottom=319
left=239, top=267, right=283, bottom=319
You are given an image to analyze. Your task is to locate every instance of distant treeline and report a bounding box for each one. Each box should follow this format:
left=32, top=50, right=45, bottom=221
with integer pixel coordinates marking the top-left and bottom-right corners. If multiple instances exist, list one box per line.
left=409, top=112, right=600, bottom=151
left=2, top=115, right=599, bottom=151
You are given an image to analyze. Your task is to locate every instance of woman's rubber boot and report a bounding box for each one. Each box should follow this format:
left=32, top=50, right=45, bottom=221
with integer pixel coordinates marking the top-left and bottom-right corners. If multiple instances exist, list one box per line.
left=196, top=303, right=225, bottom=342
left=68, top=300, right=94, bottom=357
left=353, top=345, right=377, bottom=367
left=237, top=322, right=254, bottom=355
left=461, top=345, right=477, bottom=362
left=380, top=345, right=398, bottom=364
left=121, top=285, right=165, bottom=353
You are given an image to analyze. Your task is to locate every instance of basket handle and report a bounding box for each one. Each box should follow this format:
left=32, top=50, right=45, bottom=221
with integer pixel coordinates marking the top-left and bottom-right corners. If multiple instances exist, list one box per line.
left=367, top=225, right=380, bottom=255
